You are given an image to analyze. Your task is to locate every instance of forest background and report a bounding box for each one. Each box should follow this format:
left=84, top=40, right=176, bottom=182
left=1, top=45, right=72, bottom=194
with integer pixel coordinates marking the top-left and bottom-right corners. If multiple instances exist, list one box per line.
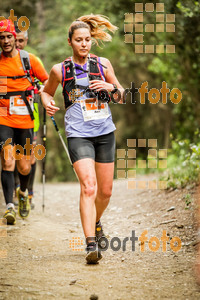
left=1, top=0, right=200, bottom=187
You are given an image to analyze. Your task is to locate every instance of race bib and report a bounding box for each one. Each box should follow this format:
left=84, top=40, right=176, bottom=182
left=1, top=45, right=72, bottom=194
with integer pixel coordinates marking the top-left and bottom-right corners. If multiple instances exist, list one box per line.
left=9, top=95, right=34, bottom=116
left=80, top=99, right=109, bottom=122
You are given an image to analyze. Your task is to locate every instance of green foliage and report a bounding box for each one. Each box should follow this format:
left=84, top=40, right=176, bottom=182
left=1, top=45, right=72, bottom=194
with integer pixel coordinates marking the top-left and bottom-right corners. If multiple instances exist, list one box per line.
left=177, top=1, right=200, bottom=17
left=161, top=131, right=200, bottom=189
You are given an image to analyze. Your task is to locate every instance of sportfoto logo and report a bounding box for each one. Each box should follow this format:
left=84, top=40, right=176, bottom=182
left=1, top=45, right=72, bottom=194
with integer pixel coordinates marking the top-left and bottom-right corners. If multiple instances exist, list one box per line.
left=0, top=218, right=7, bottom=259
left=124, top=3, right=176, bottom=53
left=117, top=138, right=168, bottom=190
left=123, top=81, right=182, bottom=105
left=2, top=138, right=46, bottom=161
left=69, top=230, right=181, bottom=253
left=0, top=9, right=30, bottom=32
left=65, top=81, right=182, bottom=105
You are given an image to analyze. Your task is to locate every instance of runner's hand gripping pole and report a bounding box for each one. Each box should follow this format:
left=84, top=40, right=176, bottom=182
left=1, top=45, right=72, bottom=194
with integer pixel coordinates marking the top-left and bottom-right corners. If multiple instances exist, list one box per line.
left=50, top=116, right=78, bottom=179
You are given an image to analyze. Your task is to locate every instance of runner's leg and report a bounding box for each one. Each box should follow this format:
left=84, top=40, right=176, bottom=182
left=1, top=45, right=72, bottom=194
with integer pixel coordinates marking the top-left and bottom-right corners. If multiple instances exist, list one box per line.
left=14, top=129, right=32, bottom=218
left=0, top=126, right=16, bottom=224
left=16, top=150, right=32, bottom=192
left=0, top=126, right=15, bottom=205
left=95, top=162, right=114, bottom=222
left=14, top=163, right=20, bottom=189
left=17, top=159, right=31, bottom=191
left=27, top=140, right=36, bottom=196
left=73, top=158, right=97, bottom=242
left=94, top=132, right=115, bottom=222
left=15, top=128, right=33, bottom=190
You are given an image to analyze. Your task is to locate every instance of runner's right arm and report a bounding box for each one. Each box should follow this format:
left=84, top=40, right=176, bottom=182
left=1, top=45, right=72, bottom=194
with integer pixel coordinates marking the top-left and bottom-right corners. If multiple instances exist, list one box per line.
left=41, top=64, right=61, bottom=116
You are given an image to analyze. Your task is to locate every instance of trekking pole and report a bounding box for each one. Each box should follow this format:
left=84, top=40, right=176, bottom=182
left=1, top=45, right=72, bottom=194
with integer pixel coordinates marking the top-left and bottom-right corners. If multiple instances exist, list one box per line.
left=50, top=116, right=71, bottom=164
left=50, top=116, right=78, bottom=179
left=42, top=108, right=46, bottom=212
left=36, top=80, right=46, bottom=212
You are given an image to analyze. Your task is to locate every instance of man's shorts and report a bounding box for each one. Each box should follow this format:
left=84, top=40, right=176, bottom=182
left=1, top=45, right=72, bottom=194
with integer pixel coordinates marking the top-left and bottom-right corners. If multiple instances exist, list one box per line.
left=0, top=125, right=33, bottom=155
left=67, top=132, right=115, bottom=164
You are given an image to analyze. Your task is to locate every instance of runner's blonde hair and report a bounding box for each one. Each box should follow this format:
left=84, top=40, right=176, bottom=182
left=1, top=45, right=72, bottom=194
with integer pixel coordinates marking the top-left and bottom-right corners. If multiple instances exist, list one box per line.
left=68, top=14, right=118, bottom=45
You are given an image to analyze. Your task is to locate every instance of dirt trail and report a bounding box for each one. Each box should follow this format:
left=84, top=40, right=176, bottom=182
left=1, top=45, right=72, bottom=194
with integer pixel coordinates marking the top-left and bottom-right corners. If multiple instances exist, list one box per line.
left=0, top=176, right=200, bottom=300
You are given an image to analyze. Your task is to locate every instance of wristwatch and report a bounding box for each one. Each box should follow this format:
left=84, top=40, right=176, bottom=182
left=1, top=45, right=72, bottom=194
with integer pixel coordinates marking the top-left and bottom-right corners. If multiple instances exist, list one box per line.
left=111, top=83, right=118, bottom=94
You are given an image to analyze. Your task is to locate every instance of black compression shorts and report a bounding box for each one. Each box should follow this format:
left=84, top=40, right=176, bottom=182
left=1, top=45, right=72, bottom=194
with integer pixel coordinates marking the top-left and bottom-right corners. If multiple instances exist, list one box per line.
left=0, top=125, right=33, bottom=154
left=67, top=132, right=115, bottom=164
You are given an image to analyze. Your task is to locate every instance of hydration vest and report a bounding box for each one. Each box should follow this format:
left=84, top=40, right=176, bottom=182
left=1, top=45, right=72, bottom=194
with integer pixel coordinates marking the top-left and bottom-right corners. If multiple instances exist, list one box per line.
left=62, top=54, right=111, bottom=109
left=0, top=50, right=36, bottom=120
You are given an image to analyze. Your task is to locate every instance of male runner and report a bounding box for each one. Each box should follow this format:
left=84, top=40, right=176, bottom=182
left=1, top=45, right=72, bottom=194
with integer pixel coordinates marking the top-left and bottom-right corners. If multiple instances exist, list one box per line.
left=0, top=19, right=48, bottom=225
left=15, top=29, right=28, bottom=50
left=14, top=28, right=43, bottom=209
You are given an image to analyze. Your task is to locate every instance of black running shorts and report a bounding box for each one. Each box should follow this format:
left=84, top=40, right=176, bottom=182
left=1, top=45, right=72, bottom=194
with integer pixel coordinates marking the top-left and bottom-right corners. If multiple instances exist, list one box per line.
left=67, top=132, right=115, bottom=164
left=0, top=125, right=33, bottom=154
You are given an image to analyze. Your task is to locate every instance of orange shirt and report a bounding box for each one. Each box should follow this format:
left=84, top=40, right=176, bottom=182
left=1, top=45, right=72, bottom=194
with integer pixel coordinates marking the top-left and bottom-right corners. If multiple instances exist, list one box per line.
left=0, top=51, right=48, bottom=129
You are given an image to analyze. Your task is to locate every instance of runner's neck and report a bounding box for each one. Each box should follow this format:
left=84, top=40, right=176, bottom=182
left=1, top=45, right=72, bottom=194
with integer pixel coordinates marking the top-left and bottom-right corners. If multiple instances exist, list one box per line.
left=3, top=48, right=18, bottom=58
left=72, top=54, right=89, bottom=66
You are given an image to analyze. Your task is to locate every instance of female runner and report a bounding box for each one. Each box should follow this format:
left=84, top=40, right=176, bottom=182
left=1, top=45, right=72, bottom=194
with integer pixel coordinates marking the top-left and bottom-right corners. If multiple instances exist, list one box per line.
left=42, top=14, right=124, bottom=264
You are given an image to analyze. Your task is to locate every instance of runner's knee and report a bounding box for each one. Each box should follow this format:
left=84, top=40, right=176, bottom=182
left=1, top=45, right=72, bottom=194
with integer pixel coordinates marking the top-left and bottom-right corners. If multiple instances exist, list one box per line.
left=18, top=164, right=31, bottom=175
left=2, top=158, right=15, bottom=171
left=97, top=188, right=112, bottom=200
left=81, top=181, right=97, bottom=198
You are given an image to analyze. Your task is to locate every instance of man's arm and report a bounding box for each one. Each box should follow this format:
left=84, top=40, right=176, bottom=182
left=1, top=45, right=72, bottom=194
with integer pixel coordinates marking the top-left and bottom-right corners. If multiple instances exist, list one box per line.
left=29, top=53, right=49, bottom=84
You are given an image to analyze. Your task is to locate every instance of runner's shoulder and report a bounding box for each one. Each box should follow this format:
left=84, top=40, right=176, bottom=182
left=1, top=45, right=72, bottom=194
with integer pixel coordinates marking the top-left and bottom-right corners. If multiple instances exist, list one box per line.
left=99, top=57, right=111, bottom=67
left=99, top=57, right=112, bottom=76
